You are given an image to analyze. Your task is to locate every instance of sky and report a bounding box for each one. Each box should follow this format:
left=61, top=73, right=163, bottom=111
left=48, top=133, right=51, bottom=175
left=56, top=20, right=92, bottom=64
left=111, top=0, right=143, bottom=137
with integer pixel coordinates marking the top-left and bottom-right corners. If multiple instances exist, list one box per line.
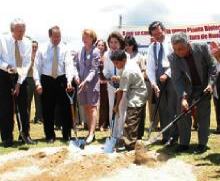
left=0, top=0, right=219, bottom=49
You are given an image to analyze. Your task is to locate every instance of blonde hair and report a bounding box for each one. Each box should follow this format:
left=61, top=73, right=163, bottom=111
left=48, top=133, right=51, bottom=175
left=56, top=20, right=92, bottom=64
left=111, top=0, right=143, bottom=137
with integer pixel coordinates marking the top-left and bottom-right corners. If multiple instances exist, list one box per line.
left=82, top=29, right=97, bottom=44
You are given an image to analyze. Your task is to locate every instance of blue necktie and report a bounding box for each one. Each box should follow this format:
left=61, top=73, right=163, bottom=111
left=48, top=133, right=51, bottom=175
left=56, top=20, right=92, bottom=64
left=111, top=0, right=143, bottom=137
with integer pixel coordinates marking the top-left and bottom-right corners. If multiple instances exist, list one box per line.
left=154, top=43, right=164, bottom=81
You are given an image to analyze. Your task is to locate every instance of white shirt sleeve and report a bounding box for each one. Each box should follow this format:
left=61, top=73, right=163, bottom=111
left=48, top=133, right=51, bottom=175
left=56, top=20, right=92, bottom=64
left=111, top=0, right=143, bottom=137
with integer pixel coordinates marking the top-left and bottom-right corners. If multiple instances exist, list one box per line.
left=17, top=40, right=32, bottom=84
left=64, top=49, right=75, bottom=85
left=0, top=36, right=9, bottom=71
left=103, top=52, right=113, bottom=80
left=33, top=50, right=42, bottom=87
left=146, top=44, right=157, bottom=86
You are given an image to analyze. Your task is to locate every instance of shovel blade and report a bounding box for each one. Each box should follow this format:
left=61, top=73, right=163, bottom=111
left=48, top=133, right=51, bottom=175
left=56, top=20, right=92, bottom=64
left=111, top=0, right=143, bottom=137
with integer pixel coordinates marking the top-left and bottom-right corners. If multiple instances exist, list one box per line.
left=69, top=139, right=86, bottom=151
left=103, top=137, right=117, bottom=153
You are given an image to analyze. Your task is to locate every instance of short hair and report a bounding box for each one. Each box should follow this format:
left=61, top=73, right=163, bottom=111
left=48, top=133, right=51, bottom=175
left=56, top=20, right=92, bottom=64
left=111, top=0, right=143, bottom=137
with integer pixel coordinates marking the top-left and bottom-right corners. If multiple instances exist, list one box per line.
left=10, top=18, right=26, bottom=32
left=95, top=39, right=108, bottom=52
left=124, top=35, right=138, bottom=53
left=110, top=50, right=127, bottom=62
left=148, top=21, right=165, bottom=36
left=82, top=29, right=97, bottom=44
left=171, top=32, right=189, bottom=45
left=48, top=26, right=60, bottom=37
left=32, top=40, right=38, bottom=45
left=107, top=31, right=125, bottom=50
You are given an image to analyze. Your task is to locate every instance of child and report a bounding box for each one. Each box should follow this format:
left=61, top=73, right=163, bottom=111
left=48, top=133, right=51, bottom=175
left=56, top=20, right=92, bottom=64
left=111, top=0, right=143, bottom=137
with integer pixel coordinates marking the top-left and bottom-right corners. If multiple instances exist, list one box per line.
left=110, top=50, right=148, bottom=150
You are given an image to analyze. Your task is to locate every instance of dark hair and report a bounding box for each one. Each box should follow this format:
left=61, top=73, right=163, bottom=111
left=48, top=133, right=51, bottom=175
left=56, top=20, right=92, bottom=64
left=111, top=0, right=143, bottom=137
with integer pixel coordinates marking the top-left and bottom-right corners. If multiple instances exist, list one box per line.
left=95, top=39, right=108, bottom=52
left=148, top=21, right=165, bottom=36
left=124, top=35, right=138, bottom=53
left=110, top=50, right=127, bottom=62
left=32, top=40, right=38, bottom=45
left=48, top=26, right=60, bottom=37
left=107, top=31, right=125, bottom=50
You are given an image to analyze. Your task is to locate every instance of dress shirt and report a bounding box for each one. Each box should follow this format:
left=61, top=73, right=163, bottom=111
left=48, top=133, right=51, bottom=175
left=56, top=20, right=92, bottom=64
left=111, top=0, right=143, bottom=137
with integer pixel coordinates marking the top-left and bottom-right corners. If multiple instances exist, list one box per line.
left=33, top=42, right=74, bottom=86
left=146, top=36, right=173, bottom=86
left=0, top=34, right=31, bottom=84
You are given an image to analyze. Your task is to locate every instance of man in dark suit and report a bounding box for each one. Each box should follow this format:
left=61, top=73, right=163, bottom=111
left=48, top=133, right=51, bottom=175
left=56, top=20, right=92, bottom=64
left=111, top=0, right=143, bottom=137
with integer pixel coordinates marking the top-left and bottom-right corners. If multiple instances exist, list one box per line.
left=169, top=32, right=217, bottom=153
left=0, top=18, right=36, bottom=147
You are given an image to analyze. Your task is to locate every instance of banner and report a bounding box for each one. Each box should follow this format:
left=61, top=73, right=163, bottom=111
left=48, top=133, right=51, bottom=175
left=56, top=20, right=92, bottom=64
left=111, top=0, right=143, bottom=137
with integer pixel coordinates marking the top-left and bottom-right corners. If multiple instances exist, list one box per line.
left=119, top=23, right=220, bottom=53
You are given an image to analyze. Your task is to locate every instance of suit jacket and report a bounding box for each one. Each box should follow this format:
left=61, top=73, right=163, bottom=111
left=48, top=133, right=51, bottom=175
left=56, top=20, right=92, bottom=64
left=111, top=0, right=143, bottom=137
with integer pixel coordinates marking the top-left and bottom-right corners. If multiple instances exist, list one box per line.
left=169, top=43, right=217, bottom=99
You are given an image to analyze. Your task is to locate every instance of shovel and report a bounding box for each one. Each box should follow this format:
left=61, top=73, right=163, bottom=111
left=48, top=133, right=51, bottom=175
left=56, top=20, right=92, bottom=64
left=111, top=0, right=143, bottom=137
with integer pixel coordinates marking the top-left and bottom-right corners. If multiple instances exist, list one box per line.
left=147, top=81, right=167, bottom=140
left=66, top=90, right=86, bottom=150
left=144, top=92, right=208, bottom=148
left=10, top=73, right=29, bottom=144
left=103, top=112, right=117, bottom=153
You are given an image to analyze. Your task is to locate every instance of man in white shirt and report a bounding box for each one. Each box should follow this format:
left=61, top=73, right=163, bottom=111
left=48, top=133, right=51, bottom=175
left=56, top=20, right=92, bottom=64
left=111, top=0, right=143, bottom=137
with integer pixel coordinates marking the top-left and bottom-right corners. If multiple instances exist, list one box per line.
left=0, top=18, right=35, bottom=147
left=146, top=21, right=177, bottom=144
left=34, top=26, right=74, bottom=143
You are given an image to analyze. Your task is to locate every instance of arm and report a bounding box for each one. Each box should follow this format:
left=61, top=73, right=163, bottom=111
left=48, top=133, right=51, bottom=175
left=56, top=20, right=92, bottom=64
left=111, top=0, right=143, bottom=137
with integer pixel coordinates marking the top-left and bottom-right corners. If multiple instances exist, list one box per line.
left=17, top=41, right=32, bottom=84
left=169, top=54, right=187, bottom=99
left=0, top=37, right=9, bottom=71
left=84, top=49, right=100, bottom=83
left=33, top=50, right=42, bottom=87
left=64, top=49, right=75, bottom=85
left=146, top=45, right=157, bottom=86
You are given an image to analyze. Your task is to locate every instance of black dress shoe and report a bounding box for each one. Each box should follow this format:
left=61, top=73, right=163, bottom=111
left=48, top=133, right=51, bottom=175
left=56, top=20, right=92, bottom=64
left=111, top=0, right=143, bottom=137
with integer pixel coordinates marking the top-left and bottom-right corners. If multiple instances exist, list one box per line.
left=175, top=145, right=189, bottom=153
left=194, top=144, right=208, bottom=154
left=47, top=138, right=55, bottom=144
left=25, top=136, right=37, bottom=145
left=3, top=140, right=13, bottom=148
left=161, top=139, right=168, bottom=145
left=213, top=128, right=220, bottom=134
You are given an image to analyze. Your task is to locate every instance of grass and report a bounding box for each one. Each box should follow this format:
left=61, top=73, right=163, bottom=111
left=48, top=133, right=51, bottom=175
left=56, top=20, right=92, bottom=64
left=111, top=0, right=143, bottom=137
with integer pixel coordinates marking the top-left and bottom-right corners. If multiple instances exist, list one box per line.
left=0, top=101, right=219, bottom=180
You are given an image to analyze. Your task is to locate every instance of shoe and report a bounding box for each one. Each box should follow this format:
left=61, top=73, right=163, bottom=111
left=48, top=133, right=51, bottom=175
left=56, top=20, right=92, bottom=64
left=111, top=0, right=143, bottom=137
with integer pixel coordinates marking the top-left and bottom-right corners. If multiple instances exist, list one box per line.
left=115, top=139, right=126, bottom=152
left=175, top=145, right=189, bottom=153
left=3, top=139, right=13, bottom=148
left=46, top=138, right=55, bottom=144
left=194, top=144, right=208, bottom=154
left=165, top=137, right=178, bottom=147
left=161, top=139, right=168, bottom=145
left=20, top=134, right=37, bottom=145
left=25, top=136, right=37, bottom=145
left=85, top=134, right=95, bottom=144
left=213, top=128, right=220, bottom=134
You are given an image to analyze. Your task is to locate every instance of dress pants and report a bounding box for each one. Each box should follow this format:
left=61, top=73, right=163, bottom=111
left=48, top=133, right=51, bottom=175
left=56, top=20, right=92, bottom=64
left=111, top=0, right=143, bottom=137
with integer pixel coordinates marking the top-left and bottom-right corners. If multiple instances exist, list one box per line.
left=177, top=87, right=211, bottom=146
left=26, top=77, right=42, bottom=122
left=0, top=70, right=30, bottom=143
left=41, top=74, right=72, bottom=140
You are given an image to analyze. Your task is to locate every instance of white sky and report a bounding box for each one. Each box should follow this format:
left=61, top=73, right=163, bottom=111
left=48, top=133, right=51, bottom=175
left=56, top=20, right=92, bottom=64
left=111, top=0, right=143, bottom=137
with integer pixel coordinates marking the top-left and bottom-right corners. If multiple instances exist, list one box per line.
left=0, top=0, right=219, bottom=49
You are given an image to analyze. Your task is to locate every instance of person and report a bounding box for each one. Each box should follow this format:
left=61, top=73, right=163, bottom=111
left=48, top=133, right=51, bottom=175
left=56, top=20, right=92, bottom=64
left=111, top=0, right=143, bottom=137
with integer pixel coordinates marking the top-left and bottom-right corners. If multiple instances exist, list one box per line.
left=96, top=39, right=109, bottom=131
left=146, top=21, right=177, bottom=144
left=210, top=41, right=220, bottom=134
left=103, top=31, right=127, bottom=146
left=124, top=35, right=147, bottom=139
left=110, top=50, right=148, bottom=150
left=34, top=26, right=73, bottom=143
left=74, top=29, right=100, bottom=144
left=0, top=18, right=36, bottom=147
left=26, top=40, right=43, bottom=124
left=169, top=32, right=217, bottom=153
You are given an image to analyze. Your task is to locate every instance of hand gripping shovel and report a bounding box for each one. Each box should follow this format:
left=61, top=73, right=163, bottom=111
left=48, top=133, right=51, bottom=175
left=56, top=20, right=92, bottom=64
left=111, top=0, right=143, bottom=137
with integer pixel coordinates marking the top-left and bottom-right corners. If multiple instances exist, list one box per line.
left=103, top=112, right=117, bottom=153
left=145, top=92, right=208, bottom=148
left=66, top=90, right=85, bottom=150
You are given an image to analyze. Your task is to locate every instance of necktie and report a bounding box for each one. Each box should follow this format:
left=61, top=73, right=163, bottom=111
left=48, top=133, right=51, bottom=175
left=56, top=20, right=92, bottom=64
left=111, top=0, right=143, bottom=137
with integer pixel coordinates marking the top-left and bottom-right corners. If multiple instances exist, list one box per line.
left=15, top=41, right=22, bottom=67
left=155, top=43, right=164, bottom=81
left=51, top=46, right=58, bottom=78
